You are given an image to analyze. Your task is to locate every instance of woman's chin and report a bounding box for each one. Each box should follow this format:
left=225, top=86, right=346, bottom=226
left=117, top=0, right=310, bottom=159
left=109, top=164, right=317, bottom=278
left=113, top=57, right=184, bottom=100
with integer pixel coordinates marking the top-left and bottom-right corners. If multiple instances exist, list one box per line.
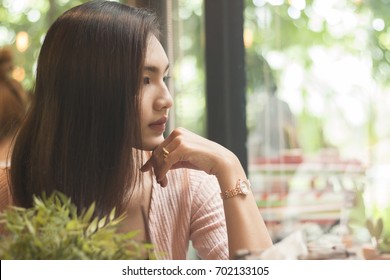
left=140, top=137, right=164, bottom=151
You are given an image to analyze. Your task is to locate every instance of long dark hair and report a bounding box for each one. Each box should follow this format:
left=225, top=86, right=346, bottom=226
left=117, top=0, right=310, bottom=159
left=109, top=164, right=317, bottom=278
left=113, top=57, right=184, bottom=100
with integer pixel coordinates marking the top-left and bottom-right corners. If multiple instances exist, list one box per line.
left=10, top=1, right=159, bottom=216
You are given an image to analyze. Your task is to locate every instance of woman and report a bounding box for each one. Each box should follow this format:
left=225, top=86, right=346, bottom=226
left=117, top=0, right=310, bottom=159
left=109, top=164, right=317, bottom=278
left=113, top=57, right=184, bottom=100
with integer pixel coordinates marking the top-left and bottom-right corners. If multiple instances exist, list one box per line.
left=4, top=1, right=272, bottom=259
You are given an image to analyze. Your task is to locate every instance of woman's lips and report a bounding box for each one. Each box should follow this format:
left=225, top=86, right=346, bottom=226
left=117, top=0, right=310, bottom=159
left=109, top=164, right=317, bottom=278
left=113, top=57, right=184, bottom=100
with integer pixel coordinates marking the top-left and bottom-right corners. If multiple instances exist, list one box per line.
left=149, top=117, right=167, bottom=133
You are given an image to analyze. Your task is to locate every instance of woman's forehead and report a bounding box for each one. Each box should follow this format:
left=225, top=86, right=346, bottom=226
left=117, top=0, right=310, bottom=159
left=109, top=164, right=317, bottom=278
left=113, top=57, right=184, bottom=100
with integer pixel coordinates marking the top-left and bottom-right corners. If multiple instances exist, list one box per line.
left=144, top=35, right=169, bottom=72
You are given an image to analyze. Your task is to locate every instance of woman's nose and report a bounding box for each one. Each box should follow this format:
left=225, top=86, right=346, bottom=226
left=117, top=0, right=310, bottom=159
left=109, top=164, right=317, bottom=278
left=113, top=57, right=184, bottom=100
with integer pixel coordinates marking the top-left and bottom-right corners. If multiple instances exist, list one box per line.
left=154, top=84, right=173, bottom=111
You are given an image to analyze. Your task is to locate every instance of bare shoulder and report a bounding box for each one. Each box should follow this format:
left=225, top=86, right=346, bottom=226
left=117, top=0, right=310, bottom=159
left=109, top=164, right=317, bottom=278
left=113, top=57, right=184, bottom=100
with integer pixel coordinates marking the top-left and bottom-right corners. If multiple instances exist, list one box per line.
left=0, top=167, right=11, bottom=212
left=0, top=167, right=9, bottom=186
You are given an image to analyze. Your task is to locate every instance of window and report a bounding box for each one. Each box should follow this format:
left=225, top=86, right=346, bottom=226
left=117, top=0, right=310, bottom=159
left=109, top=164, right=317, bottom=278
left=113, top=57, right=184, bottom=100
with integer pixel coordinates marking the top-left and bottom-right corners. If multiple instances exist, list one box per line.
left=245, top=0, right=390, bottom=243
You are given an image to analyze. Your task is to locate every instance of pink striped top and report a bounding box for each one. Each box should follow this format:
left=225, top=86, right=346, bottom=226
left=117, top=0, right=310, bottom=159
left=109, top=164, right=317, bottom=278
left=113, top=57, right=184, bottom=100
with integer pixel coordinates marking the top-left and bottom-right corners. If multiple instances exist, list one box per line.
left=149, top=169, right=228, bottom=260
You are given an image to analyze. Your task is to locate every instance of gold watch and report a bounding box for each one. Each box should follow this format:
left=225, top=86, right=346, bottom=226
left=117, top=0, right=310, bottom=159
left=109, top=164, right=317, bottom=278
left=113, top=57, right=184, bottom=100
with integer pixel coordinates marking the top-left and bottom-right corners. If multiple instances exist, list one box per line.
left=221, top=179, right=251, bottom=200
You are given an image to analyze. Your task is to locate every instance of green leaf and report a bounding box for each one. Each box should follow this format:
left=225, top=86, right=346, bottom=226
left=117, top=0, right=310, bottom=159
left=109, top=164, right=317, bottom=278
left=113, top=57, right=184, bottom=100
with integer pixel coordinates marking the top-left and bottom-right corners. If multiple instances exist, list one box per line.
left=82, top=203, right=96, bottom=223
left=375, top=218, right=384, bottom=240
left=122, top=230, right=140, bottom=239
left=23, top=215, right=36, bottom=236
left=109, top=207, right=116, bottom=221
left=366, top=219, right=375, bottom=236
left=33, top=196, right=45, bottom=208
left=86, top=217, right=98, bottom=236
left=97, top=216, right=106, bottom=229
left=66, top=220, right=80, bottom=231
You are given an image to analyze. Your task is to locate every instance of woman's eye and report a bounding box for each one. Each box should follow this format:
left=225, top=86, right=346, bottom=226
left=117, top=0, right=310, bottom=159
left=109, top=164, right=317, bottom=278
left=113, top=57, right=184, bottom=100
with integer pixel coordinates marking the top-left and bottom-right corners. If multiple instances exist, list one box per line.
left=143, top=77, right=150, bottom=85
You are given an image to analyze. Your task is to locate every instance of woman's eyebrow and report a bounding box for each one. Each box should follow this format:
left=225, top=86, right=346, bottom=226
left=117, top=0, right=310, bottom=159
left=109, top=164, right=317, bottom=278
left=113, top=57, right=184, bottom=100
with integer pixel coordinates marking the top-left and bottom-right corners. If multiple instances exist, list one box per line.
left=144, top=64, right=170, bottom=74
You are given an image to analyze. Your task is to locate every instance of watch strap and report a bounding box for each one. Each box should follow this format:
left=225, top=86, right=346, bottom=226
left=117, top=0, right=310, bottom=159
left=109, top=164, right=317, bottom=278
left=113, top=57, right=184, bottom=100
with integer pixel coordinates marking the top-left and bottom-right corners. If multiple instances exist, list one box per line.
left=220, top=179, right=251, bottom=200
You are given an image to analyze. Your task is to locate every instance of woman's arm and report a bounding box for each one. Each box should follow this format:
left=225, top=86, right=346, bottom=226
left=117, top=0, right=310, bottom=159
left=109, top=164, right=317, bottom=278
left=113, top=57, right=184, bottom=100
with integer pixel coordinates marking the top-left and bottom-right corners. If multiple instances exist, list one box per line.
left=141, top=127, right=273, bottom=259
left=215, top=155, right=273, bottom=258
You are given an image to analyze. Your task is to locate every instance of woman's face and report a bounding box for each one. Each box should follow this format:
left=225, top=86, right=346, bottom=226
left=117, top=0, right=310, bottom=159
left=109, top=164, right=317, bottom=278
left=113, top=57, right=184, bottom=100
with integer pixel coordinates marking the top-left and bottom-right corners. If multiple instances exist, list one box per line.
left=140, top=35, right=173, bottom=151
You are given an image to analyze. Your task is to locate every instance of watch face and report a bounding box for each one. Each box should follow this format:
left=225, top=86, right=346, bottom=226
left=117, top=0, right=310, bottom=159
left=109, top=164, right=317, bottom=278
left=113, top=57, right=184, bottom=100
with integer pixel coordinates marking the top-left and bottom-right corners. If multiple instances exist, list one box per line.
left=240, top=180, right=250, bottom=194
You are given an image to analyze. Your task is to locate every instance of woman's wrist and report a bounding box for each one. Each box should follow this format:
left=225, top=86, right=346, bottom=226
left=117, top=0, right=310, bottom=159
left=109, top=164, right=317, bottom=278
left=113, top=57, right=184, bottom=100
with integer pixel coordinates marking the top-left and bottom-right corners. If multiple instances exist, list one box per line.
left=213, top=151, right=247, bottom=193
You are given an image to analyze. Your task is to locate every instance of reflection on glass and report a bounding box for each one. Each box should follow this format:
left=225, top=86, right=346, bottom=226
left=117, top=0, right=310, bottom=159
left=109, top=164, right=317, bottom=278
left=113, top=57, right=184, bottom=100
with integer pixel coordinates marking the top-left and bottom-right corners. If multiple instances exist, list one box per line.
left=245, top=0, right=389, bottom=252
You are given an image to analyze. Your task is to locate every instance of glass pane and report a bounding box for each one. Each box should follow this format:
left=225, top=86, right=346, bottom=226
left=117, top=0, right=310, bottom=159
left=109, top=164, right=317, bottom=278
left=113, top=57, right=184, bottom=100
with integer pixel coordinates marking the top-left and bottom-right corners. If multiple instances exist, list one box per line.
left=171, top=0, right=206, bottom=136
left=245, top=0, right=390, bottom=251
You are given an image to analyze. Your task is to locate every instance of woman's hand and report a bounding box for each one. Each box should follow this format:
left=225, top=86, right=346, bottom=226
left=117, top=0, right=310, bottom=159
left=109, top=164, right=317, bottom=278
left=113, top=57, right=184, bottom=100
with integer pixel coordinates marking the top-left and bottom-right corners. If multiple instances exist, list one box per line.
left=140, top=127, right=241, bottom=187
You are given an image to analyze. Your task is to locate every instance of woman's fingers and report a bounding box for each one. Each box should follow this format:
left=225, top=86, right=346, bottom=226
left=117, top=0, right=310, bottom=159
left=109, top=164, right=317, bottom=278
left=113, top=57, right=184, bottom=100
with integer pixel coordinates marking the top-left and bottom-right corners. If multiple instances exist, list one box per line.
left=140, top=127, right=224, bottom=186
left=140, top=148, right=170, bottom=186
left=140, top=129, right=181, bottom=173
left=140, top=157, right=153, bottom=172
left=152, top=139, right=181, bottom=181
left=158, top=175, right=169, bottom=187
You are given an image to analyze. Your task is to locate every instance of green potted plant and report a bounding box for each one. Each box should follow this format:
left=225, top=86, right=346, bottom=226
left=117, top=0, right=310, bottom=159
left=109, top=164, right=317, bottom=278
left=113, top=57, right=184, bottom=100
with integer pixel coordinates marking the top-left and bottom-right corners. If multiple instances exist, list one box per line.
left=0, top=192, right=154, bottom=260
left=363, top=209, right=390, bottom=260
left=348, top=186, right=390, bottom=259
